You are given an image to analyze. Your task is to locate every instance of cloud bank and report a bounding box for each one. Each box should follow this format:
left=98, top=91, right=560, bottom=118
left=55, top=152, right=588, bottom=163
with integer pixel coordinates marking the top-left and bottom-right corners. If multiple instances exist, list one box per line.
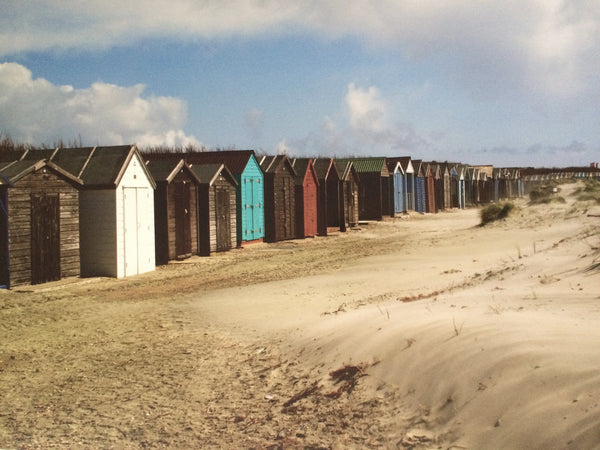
left=0, top=62, right=200, bottom=147
left=2, top=0, right=598, bottom=102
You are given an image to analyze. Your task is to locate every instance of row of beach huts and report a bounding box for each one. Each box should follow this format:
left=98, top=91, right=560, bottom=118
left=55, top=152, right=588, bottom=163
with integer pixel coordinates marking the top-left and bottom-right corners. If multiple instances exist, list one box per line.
left=1, top=145, right=598, bottom=288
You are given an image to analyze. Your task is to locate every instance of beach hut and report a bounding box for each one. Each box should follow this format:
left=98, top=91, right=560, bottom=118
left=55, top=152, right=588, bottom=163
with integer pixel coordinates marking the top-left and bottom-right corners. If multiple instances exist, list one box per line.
left=387, top=157, right=415, bottom=212
left=386, top=159, right=405, bottom=216
left=189, top=163, right=238, bottom=256
left=146, top=159, right=199, bottom=265
left=412, top=160, right=427, bottom=213
left=335, top=159, right=360, bottom=229
left=0, top=158, right=82, bottom=287
left=338, top=158, right=389, bottom=221
left=423, top=162, right=436, bottom=213
left=290, top=158, right=319, bottom=238
left=0, top=172, right=12, bottom=288
left=260, top=155, right=297, bottom=242
left=65, top=145, right=157, bottom=278
left=312, top=158, right=342, bottom=235
left=174, top=150, right=264, bottom=246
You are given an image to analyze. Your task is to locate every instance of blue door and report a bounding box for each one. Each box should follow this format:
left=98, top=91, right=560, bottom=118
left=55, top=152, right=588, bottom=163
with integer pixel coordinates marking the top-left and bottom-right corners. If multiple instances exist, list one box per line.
left=394, top=172, right=404, bottom=213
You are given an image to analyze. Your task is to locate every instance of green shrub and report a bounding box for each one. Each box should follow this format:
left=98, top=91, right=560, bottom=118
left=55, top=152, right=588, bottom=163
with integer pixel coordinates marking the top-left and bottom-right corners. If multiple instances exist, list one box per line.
left=480, top=202, right=515, bottom=225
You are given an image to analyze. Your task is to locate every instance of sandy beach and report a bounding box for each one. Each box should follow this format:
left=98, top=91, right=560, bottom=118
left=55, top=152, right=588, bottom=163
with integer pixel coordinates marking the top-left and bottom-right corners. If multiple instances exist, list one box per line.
left=1, top=180, right=599, bottom=449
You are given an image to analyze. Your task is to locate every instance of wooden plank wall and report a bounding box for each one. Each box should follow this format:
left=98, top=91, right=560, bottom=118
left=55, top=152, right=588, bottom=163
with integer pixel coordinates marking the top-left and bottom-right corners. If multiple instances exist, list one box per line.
left=8, top=170, right=79, bottom=287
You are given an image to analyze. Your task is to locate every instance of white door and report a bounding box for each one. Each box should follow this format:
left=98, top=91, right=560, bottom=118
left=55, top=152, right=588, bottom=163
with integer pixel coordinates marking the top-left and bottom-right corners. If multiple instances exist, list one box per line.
left=123, top=187, right=139, bottom=277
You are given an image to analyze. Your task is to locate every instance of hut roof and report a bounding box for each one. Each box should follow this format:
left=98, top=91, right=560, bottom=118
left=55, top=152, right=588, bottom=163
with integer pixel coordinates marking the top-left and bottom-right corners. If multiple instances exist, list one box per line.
left=51, top=147, right=95, bottom=178
left=312, top=158, right=339, bottom=180
left=181, top=150, right=257, bottom=175
left=76, top=145, right=156, bottom=189
left=0, top=159, right=82, bottom=185
left=189, top=163, right=237, bottom=186
left=290, top=158, right=319, bottom=187
left=259, top=155, right=297, bottom=176
left=387, top=156, right=414, bottom=174
left=337, top=157, right=388, bottom=176
left=334, top=159, right=360, bottom=182
left=21, top=148, right=58, bottom=161
left=146, top=159, right=193, bottom=184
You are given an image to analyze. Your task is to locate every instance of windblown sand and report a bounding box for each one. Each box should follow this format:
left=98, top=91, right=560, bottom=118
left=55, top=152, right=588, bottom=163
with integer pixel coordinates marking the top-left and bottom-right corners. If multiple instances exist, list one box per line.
left=1, top=181, right=599, bottom=449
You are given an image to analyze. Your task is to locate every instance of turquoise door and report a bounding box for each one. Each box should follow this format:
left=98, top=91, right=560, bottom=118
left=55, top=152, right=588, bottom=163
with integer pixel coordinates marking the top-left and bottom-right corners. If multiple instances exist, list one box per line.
left=240, top=156, right=265, bottom=242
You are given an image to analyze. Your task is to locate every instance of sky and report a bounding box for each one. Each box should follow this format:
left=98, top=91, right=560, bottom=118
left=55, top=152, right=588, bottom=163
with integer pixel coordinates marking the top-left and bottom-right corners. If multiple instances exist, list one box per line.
left=1, top=1, right=599, bottom=167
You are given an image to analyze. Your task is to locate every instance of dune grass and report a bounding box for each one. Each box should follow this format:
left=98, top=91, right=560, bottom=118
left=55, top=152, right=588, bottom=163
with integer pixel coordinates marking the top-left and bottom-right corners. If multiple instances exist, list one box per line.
left=480, top=202, right=515, bottom=225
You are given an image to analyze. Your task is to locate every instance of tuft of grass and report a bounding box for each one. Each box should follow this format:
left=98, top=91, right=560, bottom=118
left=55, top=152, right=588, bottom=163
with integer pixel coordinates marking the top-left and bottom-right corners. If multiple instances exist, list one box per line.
left=573, top=179, right=600, bottom=204
left=480, top=202, right=515, bottom=225
left=529, top=183, right=562, bottom=204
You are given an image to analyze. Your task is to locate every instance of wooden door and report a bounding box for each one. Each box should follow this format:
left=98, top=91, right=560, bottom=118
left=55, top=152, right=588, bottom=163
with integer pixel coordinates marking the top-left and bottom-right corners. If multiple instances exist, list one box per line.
left=30, top=194, right=60, bottom=285
left=1, top=191, right=9, bottom=287
left=174, top=182, right=192, bottom=258
left=215, top=186, right=231, bottom=252
left=283, top=177, right=294, bottom=239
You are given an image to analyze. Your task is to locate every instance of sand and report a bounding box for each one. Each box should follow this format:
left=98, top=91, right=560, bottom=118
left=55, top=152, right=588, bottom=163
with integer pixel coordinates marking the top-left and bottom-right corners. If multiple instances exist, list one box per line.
left=1, top=180, right=599, bottom=449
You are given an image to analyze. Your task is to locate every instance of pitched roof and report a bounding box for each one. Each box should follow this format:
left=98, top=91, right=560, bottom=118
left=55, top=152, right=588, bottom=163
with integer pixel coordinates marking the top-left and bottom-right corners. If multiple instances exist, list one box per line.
left=182, top=150, right=257, bottom=175
left=51, top=147, right=95, bottom=178
left=337, top=157, right=389, bottom=176
left=146, top=159, right=191, bottom=183
left=0, top=159, right=82, bottom=185
left=334, top=159, right=360, bottom=182
left=259, top=155, right=297, bottom=176
left=312, top=158, right=339, bottom=181
left=73, top=145, right=155, bottom=189
left=21, top=148, right=57, bottom=161
left=290, top=158, right=319, bottom=186
left=189, top=163, right=237, bottom=186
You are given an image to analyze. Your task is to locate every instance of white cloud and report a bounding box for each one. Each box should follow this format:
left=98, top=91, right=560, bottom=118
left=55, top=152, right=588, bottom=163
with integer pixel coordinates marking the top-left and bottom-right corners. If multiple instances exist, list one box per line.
left=0, top=62, right=201, bottom=147
left=2, top=1, right=598, bottom=101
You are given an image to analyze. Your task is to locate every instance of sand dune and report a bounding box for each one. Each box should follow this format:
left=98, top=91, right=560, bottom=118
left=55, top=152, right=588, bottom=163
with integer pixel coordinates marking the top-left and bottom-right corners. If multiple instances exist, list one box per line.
left=1, top=181, right=598, bottom=448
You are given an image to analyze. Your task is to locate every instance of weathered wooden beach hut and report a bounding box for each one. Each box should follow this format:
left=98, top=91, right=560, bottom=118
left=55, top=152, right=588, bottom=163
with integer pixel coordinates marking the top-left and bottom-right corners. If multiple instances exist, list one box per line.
left=0, top=158, right=82, bottom=287
left=0, top=172, right=10, bottom=288
left=176, top=150, right=264, bottom=246
left=312, top=158, right=342, bottom=235
left=334, top=159, right=360, bottom=229
left=189, top=163, right=237, bottom=256
left=422, top=162, right=436, bottom=213
left=337, top=158, right=389, bottom=221
left=259, top=155, right=297, bottom=242
left=290, top=158, right=319, bottom=239
left=67, top=145, right=157, bottom=278
left=146, top=159, right=199, bottom=264
left=412, top=160, right=427, bottom=213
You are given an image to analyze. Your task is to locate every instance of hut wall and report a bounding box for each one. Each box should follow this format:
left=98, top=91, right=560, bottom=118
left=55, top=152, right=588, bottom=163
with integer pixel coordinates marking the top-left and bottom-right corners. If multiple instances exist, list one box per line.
left=358, top=173, right=383, bottom=221
left=0, top=188, right=8, bottom=287
left=326, top=175, right=340, bottom=228
left=198, top=177, right=236, bottom=256
left=79, top=190, right=117, bottom=277
left=415, top=176, right=426, bottom=213
left=295, top=173, right=318, bottom=238
left=8, top=169, right=80, bottom=287
left=264, top=171, right=295, bottom=242
left=343, top=178, right=359, bottom=227
left=166, top=176, right=198, bottom=260
left=153, top=182, right=170, bottom=265
left=425, top=173, right=436, bottom=213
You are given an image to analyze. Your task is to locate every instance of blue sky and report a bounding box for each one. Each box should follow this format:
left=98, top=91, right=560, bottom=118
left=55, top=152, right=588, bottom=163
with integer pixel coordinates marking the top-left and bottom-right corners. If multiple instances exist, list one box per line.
left=1, top=1, right=599, bottom=167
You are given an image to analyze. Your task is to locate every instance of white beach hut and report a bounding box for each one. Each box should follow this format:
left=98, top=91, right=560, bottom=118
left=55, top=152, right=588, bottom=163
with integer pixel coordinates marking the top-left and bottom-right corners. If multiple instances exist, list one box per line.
left=55, top=145, right=156, bottom=278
